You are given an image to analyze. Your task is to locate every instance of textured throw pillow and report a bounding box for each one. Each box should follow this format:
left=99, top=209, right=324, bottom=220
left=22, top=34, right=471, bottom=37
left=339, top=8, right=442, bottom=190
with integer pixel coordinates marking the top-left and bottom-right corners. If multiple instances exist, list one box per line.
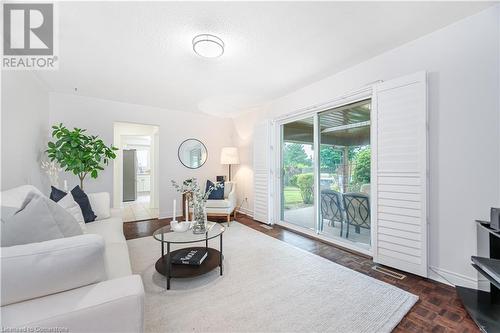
left=206, top=180, right=224, bottom=200
left=71, top=186, right=97, bottom=223
left=57, top=193, right=87, bottom=232
left=49, top=186, right=67, bottom=202
left=1, top=191, right=82, bottom=247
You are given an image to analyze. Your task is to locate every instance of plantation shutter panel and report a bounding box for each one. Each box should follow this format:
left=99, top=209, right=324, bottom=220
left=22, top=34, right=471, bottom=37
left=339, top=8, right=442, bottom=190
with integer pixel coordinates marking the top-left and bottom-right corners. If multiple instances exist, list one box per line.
left=372, top=71, right=428, bottom=277
left=253, top=121, right=273, bottom=224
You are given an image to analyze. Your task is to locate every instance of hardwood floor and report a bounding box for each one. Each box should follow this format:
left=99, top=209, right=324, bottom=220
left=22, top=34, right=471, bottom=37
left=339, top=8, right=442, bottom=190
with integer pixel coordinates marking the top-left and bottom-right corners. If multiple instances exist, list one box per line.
left=124, top=214, right=479, bottom=333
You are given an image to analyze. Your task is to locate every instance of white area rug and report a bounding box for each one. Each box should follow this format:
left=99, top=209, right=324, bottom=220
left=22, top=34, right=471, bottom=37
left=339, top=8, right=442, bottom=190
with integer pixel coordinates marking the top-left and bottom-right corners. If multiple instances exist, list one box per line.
left=127, top=222, right=417, bottom=332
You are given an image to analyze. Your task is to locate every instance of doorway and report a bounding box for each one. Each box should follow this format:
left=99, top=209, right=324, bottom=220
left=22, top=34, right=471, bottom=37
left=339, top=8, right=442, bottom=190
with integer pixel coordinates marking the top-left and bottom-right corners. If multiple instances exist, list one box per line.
left=113, top=122, right=159, bottom=222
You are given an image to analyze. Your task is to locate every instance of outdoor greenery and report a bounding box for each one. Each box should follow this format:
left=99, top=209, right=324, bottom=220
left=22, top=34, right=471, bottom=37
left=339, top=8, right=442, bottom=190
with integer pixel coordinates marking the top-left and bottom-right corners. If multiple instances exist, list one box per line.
left=47, top=124, right=118, bottom=189
left=352, top=147, right=371, bottom=184
left=282, top=141, right=371, bottom=209
left=296, top=173, right=314, bottom=204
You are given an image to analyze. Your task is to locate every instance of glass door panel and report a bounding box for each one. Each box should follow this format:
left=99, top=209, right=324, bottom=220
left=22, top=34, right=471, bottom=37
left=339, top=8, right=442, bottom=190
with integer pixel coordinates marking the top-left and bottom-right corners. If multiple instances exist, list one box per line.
left=281, top=117, right=315, bottom=231
left=319, top=100, right=371, bottom=249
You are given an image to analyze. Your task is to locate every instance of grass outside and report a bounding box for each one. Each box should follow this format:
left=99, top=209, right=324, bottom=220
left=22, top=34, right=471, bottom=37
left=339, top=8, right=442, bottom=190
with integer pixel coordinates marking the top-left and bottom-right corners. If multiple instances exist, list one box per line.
left=283, top=186, right=304, bottom=209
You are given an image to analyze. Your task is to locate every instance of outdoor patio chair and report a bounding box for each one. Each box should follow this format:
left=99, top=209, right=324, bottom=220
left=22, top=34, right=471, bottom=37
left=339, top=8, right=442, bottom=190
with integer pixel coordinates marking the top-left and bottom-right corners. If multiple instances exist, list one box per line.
left=320, top=189, right=344, bottom=236
left=343, top=193, right=370, bottom=239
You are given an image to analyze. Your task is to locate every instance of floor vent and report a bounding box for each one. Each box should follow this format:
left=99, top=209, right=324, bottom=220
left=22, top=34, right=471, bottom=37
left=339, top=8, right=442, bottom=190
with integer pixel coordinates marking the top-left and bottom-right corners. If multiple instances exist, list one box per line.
left=372, top=265, right=406, bottom=280
left=260, top=224, right=273, bottom=230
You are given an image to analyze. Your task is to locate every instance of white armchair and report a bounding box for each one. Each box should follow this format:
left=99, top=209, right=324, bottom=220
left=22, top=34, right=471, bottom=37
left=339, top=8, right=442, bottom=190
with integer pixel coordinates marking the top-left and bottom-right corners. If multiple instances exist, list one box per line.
left=205, top=181, right=237, bottom=224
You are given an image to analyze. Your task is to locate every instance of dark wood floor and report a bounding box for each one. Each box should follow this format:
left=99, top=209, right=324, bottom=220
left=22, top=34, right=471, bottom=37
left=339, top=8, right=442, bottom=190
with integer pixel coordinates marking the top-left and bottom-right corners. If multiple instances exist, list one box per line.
left=124, top=214, right=478, bottom=333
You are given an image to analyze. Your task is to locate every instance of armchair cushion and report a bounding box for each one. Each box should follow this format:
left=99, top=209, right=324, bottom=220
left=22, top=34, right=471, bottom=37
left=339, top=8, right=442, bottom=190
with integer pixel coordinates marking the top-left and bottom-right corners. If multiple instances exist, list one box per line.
left=206, top=199, right=232, bottom=209
left=223, top=182, right=234, bottom=199
left=1, top=234, right=106, bottom=306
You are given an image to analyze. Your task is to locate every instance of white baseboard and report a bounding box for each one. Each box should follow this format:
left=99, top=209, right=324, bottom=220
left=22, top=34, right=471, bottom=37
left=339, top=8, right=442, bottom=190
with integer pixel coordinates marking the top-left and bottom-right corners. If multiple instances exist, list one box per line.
left=236, top=207, right=253, bottom=217
left=428, top=266, right=479, bottom=289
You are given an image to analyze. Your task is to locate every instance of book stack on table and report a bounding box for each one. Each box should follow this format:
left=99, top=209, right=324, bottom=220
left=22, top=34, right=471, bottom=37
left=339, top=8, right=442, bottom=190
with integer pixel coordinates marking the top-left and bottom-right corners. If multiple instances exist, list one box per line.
left=172, top=248, right=208, bottom=266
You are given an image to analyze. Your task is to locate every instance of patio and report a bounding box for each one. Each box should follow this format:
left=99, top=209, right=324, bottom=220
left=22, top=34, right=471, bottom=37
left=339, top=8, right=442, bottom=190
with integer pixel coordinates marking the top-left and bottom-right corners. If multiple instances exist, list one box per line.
left=284, top=206, right=371, bottom=247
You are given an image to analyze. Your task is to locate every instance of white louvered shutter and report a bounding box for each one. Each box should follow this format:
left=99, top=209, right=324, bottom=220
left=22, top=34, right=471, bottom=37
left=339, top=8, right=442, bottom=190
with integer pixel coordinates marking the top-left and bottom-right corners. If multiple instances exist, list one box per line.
left=253, top=121, right=273, bottom=224
left=372, top=71, right=428, bottom=277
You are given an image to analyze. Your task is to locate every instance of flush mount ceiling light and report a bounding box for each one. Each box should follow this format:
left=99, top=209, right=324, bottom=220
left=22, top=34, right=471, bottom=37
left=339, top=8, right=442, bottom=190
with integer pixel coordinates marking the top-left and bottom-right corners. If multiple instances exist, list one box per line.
left=192, top=34, right=224, bottom=58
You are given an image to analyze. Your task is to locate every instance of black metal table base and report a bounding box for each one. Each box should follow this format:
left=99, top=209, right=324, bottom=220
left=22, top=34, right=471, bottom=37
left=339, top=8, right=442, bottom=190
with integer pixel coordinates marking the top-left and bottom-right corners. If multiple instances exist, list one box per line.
left=156, top=233, right=223, bottom=290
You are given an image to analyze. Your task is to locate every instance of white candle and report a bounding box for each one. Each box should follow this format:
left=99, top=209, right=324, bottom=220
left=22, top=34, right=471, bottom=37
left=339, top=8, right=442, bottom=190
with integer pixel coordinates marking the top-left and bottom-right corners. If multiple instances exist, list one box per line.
left=185, top=199, right=188, bottom=222
left=63, top=180, right=68, bottom=191
left=173, top=199, right=176, bottom=221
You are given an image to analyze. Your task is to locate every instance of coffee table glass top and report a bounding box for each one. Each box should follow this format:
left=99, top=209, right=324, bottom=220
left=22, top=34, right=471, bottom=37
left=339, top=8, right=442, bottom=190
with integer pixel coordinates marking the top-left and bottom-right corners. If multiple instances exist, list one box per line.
left=153, top=223, right=225, bottom=244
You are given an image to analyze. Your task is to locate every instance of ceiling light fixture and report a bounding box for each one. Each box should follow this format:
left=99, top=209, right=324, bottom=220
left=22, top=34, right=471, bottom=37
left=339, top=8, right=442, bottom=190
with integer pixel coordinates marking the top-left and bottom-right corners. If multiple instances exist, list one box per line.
left=192, top=34, right=224, bottom=58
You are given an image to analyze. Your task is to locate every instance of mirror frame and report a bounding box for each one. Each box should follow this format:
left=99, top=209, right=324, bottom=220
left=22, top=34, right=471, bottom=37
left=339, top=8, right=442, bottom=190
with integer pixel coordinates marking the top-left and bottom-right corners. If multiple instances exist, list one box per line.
left=177, top=138, right=208, bottom=169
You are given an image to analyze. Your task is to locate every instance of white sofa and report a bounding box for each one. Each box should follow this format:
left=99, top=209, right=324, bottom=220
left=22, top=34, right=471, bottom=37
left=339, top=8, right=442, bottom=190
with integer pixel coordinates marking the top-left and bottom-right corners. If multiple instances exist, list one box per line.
left=204, top=181, right=237, bottom=224
left=0, top=185, right=144, bottom=333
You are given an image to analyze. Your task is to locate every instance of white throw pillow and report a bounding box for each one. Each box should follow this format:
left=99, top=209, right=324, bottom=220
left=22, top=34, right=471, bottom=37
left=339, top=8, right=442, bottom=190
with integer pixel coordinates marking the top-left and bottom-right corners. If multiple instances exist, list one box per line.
left=87, top=192, right=111, bottom=221
left=58, top=194, right=87, bottom=232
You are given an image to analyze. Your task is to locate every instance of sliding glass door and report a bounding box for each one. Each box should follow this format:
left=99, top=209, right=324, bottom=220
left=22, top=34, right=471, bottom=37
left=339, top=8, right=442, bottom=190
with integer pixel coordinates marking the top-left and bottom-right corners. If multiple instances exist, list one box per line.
left=280, top=100, right=372, bottom=251
left=318, top=100, right=371, bottom=250
left=281, top=117, right=315, bottom=231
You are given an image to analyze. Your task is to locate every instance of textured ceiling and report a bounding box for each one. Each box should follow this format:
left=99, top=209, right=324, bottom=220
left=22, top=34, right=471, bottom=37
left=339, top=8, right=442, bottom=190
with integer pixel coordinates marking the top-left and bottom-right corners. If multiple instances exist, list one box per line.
left=38, top=2, right=492, bottom=118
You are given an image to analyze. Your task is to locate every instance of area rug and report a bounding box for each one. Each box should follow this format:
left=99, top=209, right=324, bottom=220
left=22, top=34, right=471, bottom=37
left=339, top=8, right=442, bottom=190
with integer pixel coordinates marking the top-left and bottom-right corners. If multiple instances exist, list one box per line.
left=127, top=222, right=417, bottom=332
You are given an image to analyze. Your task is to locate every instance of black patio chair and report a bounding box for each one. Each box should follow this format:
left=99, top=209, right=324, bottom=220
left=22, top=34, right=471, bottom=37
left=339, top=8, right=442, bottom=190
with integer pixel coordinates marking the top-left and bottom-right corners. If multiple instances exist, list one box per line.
left=342, top=193, right=370, bottom=239
left=320, top=190, right=344, bottom=236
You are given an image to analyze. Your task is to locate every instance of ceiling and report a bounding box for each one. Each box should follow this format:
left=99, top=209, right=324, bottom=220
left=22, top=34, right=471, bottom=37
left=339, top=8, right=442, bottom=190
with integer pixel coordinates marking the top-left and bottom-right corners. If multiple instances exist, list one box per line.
left=38, top=2, right=492, bottom=118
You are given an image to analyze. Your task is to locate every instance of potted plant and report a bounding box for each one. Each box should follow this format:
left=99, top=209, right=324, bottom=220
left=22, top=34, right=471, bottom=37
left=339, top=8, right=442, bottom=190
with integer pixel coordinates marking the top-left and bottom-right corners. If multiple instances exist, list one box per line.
left=46, top=123, right=118, bottom=189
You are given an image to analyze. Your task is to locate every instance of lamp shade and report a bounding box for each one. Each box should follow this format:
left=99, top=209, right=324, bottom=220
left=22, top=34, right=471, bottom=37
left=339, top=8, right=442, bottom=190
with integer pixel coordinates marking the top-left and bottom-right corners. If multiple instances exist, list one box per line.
left=220, top=147, right=240, bottom=165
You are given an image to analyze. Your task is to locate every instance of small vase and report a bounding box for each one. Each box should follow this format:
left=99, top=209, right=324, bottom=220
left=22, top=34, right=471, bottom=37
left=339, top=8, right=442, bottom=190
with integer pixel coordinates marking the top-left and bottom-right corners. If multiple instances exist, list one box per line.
left=192, top=204, right=207, bottom=234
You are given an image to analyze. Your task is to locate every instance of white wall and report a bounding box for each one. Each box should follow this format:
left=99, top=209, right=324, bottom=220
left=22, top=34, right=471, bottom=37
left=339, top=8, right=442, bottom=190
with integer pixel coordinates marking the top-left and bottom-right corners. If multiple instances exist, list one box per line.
left=49, top=93, right=233, bottom=218
left=1, top=72, right=50, bottom=191
left=232, top=5, right=500, bottom=287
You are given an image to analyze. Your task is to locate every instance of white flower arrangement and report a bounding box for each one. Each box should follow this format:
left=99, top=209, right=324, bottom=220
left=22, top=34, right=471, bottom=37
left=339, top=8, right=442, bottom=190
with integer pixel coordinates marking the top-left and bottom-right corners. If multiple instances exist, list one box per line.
left=41, top=160, right=63, bottom=187
left=171, top=178, right=224, bottom=233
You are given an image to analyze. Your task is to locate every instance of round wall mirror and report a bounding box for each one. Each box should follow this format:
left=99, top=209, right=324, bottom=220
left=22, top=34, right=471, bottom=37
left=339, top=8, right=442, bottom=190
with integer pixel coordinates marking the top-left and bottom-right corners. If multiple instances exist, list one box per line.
left=178, top=139, right=208, bottom=169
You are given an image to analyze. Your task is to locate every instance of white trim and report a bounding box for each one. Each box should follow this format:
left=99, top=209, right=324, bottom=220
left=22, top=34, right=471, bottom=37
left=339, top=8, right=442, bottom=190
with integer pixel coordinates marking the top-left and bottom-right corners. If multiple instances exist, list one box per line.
left=429, top=266, right=480, bottom=289
left=276, top=221, right=372, bottom=256
left=313, top=113, right=320, bottom=234
left=236, top=207, right=254, bottom=217
left=275, top=84, right=379, bottom=123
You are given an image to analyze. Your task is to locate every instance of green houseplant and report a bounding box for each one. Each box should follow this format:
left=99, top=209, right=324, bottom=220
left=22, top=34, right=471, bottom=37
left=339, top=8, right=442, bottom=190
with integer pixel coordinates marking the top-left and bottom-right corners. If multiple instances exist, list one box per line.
left=47, top=124, right=118, bottom=189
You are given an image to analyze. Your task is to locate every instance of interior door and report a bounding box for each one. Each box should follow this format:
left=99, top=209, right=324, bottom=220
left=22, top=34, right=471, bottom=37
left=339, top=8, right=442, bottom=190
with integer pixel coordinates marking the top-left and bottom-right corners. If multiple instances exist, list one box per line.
left=372, top=71, right=428, bottom=277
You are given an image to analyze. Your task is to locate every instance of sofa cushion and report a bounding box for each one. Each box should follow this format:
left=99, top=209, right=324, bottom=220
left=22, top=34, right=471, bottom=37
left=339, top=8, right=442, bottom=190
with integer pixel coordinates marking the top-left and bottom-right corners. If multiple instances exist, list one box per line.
left=85, top=217, right=132, bottom=278
left=1, top=191, right=82, bottom=247
left=205, top=199, right=231, bottom=209
left=71, top=186, right=97, bottom=223
left=1, top=234, right=106, bottom=306
left=49, top=186, right=67, bottom=202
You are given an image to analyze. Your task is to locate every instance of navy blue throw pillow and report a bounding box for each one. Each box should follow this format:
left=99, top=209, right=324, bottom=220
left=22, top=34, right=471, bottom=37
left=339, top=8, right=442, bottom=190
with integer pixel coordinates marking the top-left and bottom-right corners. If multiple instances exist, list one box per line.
left=49, top=186, right=67, bottom=202
left=70, top=186, right=97, bottom=223
left=206, top=180, right=224, bottom=200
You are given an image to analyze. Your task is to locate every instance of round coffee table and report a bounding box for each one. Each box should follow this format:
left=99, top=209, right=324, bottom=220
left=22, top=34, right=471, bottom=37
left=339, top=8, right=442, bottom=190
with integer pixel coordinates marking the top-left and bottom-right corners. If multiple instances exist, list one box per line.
left=153, top=223, right=225, bottom=290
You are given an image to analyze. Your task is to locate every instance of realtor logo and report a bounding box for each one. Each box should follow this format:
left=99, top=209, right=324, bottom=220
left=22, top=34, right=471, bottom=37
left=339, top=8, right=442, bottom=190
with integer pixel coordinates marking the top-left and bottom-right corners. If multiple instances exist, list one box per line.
left=3, top=3, right=58, bottom=70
